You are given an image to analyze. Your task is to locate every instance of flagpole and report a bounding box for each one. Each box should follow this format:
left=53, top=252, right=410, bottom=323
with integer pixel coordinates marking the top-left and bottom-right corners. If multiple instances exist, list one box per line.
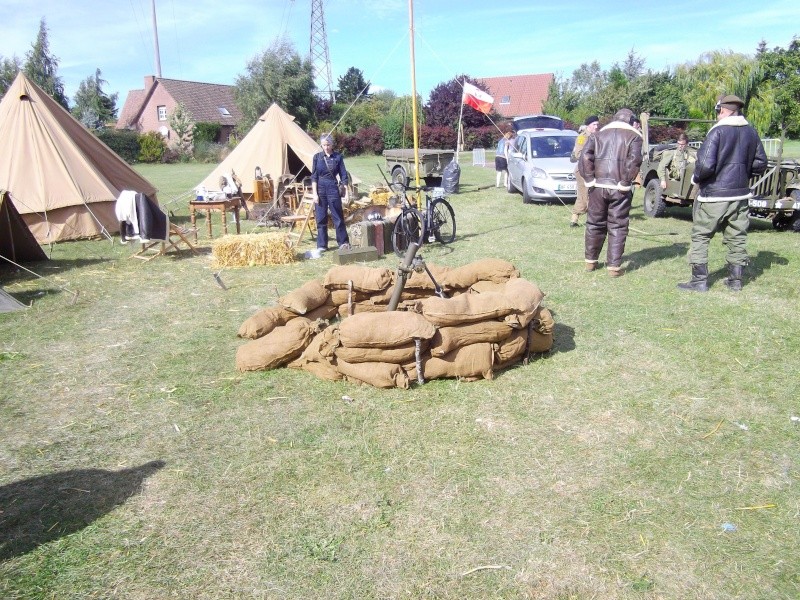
left=456, top=80, right=466, bottom=163
left=408, top=0, right=421, bottom=187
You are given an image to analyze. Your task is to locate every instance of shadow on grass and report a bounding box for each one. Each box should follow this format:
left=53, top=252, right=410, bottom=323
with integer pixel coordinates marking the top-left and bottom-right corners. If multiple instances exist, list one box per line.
left=0, top=460, right=165, bottom=561
left=707, top=250, right=789, bottom=286
left=625, top=242, right=688, bottom=271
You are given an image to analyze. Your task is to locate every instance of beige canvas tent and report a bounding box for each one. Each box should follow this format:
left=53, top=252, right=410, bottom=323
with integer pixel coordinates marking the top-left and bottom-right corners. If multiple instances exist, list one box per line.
left=0, top=73, right=158, bottom=243
left=199, top=103, right=322, bottom=197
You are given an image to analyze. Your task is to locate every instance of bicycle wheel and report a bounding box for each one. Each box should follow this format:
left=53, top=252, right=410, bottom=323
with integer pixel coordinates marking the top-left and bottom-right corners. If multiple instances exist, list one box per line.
left=392, top=208, right=424, bottom=257
left=430, top=199, right=456, bottom=244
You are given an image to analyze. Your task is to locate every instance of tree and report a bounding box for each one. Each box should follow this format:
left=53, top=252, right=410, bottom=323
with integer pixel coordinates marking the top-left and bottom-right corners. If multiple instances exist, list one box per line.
left=757, top=37, right=800, bottom=137
left=234, top=38, right=316, bottom=132
left=336, top=67, right=370, bottom=104
left=168, top=102, right=194, bottom=161
left=23, top=18, right=68, bottom=109
left=1, top=55, right=21, bottom=97
left=72, top=68, right=118, bottom=129
left=425, top=75, right=496, bottom=130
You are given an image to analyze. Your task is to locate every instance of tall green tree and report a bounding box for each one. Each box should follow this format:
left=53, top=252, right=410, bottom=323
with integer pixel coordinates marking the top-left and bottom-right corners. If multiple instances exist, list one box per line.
left=234, top=38, right=316, bottom=132
left=168, top=102, right=194, bottom=161
left=1, top=55, right=21, bottom=97
left=757, top=37, right=800, bottom=137
left=336, top=67, right=370, bottom=104
left=72, top=68, right=118, bottom=129
left=23, top=18, right=68, bottom=109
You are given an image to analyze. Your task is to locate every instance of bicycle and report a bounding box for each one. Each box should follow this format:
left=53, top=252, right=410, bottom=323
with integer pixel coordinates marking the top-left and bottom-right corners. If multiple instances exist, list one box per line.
left=388, top=181, right=456, bottom=257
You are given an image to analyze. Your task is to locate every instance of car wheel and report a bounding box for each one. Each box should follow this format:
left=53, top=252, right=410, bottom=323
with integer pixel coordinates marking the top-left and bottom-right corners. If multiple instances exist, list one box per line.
left=643, top=178, right=667, bottom=217
left=522, top=178, right=534, bottom=204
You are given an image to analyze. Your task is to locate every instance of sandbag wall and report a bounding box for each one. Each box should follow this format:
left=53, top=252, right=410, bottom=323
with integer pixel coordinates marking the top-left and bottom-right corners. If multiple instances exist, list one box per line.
left=235, top=258, right=555, bottom=388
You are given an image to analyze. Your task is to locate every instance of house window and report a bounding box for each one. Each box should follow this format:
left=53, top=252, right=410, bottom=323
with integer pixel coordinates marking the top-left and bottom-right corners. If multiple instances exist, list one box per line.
left=157, top=105, right=167, bottom=121
left=500, top=95, right=511, bottom=105
left=218, top=107, right=231, bottom=117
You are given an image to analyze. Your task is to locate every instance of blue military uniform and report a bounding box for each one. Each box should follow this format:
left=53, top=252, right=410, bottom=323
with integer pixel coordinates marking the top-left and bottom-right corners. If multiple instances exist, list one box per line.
left=311, top=151, right=350, bottom=250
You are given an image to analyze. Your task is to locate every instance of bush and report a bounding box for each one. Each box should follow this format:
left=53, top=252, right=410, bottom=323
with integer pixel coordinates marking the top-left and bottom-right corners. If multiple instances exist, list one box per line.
left=462, top=126, right=496, bottom=151
left=420, top=125, right=456, bottom=149
left=354, top=125, right=384, bottom=154
left=138, top=131, right=167, bottom=163
left=96, top=128, right=140, bottom=163
left=193, top=122, right=222, bottom=144
left=194, top=140, right=227, bottom=163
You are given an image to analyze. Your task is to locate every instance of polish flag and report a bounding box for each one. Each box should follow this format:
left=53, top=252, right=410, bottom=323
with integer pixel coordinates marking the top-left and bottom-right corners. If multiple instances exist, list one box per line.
left=462, top=82, right=494, bottom=114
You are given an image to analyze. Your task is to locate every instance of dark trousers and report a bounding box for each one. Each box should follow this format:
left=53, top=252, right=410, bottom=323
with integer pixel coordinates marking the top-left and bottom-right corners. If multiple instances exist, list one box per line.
left=315, top=182, right=349, bottom=249
left=584, top=187, right=633, bottom=268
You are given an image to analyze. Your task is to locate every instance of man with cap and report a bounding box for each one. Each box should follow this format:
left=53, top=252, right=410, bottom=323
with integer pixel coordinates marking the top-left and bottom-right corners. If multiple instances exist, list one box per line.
left=570, top=115, right=599, bottom=227
left=578, top=108, right=643, bottom=276
left=677, top=94, right=767, bottom=292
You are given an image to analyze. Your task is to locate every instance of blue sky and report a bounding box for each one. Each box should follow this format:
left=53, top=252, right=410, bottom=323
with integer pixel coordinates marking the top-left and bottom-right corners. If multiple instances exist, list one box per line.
left=1, top=0, right=799, bottom=107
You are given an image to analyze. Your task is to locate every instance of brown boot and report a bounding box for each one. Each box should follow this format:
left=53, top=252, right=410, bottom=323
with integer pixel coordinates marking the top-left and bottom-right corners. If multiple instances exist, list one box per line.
left=585, top=261, right=598, bottom=272
left=608, top=266, right=624, bottom=278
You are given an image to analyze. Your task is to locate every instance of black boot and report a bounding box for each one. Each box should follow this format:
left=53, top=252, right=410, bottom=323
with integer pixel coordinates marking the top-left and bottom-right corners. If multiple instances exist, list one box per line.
left=677, top=263, right=709, bottom=292
left=724, top=264, right=744, bottom=291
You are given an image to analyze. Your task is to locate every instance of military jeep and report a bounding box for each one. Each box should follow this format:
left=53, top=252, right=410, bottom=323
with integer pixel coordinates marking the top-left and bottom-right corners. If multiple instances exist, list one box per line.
left=638, top=113, right=800, bottom=231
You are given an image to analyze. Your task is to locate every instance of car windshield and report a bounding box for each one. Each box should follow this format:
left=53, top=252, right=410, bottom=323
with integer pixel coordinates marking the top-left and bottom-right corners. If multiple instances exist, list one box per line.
left=529, top=135, right=576, bottom=158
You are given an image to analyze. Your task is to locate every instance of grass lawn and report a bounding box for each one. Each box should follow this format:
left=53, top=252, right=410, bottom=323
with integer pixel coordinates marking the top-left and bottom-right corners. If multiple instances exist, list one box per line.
left=1, top=154, right=799, bottom=599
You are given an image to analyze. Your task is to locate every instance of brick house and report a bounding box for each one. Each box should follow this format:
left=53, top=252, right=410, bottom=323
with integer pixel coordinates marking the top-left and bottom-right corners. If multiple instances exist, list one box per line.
left=116, top=76, right=242, bottom=143
left=479, top=73, right=554, bottom=118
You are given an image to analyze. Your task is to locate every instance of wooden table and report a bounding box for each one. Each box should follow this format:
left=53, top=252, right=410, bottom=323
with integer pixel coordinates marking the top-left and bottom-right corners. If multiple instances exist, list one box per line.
left=189, top=197, right=241, bottom=242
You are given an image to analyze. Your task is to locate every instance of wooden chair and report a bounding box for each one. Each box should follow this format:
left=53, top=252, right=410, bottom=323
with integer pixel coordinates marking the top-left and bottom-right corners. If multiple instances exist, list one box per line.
left=281, top=192, right=317, bottom=249
left=131, top=223, right=198, bottom=261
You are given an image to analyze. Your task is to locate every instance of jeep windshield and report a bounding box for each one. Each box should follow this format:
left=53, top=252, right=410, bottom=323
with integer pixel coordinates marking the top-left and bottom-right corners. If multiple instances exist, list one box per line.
left=512, top=115, right=564, bottom=132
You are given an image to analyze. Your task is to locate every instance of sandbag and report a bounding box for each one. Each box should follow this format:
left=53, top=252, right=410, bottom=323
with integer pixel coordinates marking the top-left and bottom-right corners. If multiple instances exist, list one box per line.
left=430, top=320, right=514, bottom=356
left=323, top=265, right=393, bottom=292
left=441, top=259, right=519, bottom=290
left=423, top=342, right=494, bottom=380
left=336, top=302, right=388, bottom=318
left=502, top=278, right=545, bottom=329
left=237, top=306, right=296, bottom=339
left=278, top=279, right=330, bottom=315
left=236, top=318, right=319, bottom=372
left=413, top=292, right=515, bottom=327
left=528, top=307, right=555, bottom=353
left=329, top=288, right=371, bottom=305
left=404, top=263, right=452, bottom=290
left=335, top=340, right=425, bottom=364
left=495, top=329, right=528, bottom=365
left=304, top=302, right=339, bottom=322
left=336, top=359, right=410, bottom=389
left=287, top=329, right=342, bottom=381
left=338, top=311, right=436, bottom=348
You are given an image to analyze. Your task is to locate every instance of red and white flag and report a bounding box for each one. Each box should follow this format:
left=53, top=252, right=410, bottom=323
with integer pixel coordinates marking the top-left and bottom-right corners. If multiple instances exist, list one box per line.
left=462, top=82, right=493, bottom=114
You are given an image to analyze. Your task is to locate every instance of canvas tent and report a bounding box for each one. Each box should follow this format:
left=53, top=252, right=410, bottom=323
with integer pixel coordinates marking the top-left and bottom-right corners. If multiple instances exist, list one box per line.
left=199, top=103, right=323, bottom=197
left=1, top=189, right=47, bottom=312
left=0, top=73, right=158, bottom=243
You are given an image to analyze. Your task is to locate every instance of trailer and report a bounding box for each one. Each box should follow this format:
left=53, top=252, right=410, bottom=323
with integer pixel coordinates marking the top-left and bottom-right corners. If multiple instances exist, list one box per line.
left=382, top=148, right=455, bottom=187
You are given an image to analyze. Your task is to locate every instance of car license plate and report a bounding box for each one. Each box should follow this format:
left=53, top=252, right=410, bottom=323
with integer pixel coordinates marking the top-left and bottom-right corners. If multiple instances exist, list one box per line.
left=557, top=182, right=576, bottom=191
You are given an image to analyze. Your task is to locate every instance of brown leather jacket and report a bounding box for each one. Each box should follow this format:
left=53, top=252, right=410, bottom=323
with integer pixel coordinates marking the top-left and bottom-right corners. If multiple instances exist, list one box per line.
left=579, top=120, right=643, bottom=192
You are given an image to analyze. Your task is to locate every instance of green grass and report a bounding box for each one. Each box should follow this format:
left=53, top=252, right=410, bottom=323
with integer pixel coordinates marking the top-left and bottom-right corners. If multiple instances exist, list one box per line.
left=1, top=155, right=799, bottom=599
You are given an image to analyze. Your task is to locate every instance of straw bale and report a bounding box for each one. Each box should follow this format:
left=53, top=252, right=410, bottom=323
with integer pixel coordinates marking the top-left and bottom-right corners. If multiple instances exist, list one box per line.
left=323, top=265, right=393, bottom=292
left=369, top=185, right=392, bottom=206
left=212, top=233, right=295, bottom=267
left=278, top=279, right=330, bottom=315
left=235, top=318, right=320, bottom=372
left=237, top=305, right=297, bottom=339
left=338, top=311, right=436, bottom=348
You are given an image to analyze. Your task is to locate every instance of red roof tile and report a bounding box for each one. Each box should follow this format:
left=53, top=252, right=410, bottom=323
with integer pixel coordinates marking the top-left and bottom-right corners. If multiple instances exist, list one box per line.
left=479, top=73, right=554, bottom=118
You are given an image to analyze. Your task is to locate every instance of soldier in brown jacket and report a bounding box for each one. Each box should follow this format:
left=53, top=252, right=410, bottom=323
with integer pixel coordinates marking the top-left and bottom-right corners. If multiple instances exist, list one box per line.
left=578, top=108, right=644, bottom=277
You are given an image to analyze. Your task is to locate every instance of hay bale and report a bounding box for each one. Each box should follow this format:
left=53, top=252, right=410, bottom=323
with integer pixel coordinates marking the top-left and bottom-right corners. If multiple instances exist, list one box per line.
left=212, top=233, right=295, bottom=267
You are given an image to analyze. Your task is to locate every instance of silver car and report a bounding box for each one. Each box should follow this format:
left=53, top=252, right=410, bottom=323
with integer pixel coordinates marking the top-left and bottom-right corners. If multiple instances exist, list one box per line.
left=507, top=129, right=578, bottom=203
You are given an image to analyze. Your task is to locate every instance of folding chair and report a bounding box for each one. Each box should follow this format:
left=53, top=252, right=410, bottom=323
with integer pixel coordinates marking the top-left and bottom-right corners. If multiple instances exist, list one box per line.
left=131, top=223, right=198, bottom=261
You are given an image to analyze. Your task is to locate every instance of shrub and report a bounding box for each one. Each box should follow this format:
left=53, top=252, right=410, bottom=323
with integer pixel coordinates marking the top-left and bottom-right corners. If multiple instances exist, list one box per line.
left=96, top=128, right=140, bottom=163
left=193, top=121, right=222, bottom=144
left=354, top=125, right=384, bottom=154
left=462, top=126, right=496, bottom=151
left=194, top=141, right=227, bottom=163
left=420, top=125, right=456, bottom=149
left=138, top=131, right=167, bottom=163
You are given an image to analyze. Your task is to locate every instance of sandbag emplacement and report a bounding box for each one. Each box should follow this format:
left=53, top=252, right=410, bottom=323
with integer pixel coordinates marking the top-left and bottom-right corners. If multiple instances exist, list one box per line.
left=212, top=233, right=295, bottom=267
left=338, top=311, right=436, bottom=348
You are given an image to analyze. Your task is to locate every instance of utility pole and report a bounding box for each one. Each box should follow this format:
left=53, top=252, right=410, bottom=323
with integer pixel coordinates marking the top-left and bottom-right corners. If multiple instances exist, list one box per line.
left=309, top=0, right=335, bottom=102
left=151, top=0, right=162, bottom=77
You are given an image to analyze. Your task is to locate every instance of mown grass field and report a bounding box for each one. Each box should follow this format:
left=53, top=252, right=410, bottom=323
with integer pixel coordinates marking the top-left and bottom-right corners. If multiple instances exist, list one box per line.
left=1, top=153, right=799, bottom=599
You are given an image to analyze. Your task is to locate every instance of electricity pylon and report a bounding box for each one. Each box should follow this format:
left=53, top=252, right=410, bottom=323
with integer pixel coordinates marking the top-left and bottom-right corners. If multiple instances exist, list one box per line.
left=310, top=0, right=335, bottom=102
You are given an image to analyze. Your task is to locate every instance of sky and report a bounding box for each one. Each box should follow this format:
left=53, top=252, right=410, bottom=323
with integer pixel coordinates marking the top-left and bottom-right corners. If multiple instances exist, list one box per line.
left=1, top=0, right=799, bottom=109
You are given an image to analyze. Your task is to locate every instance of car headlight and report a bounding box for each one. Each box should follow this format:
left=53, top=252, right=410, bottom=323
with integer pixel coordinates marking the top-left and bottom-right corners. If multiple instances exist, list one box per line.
left=530, top=167, right=547, bottom=179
